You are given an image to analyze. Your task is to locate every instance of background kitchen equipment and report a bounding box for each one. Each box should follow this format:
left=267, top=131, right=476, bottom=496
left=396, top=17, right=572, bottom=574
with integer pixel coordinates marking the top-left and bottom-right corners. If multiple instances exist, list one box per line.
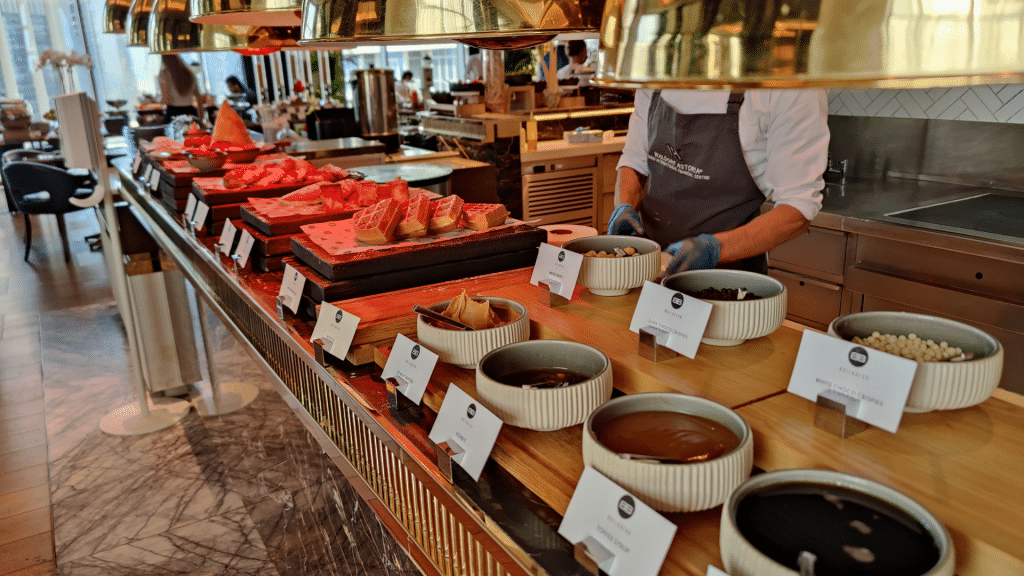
left=353, top=69, right=400, bottom=151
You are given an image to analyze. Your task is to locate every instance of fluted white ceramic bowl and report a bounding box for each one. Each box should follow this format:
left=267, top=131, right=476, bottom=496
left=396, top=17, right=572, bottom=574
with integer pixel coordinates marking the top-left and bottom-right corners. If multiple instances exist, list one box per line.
left=562, top=235, right=661, bottom=296
left=720, top=469, right=954, bottom=576
left=828, top=311, right=1003, bottom=413
left=477, top=340, right=612, bottom=431
left=416, top=297, right=529, bottom=369
left=662, top=270, right=787, bottom=346
left=582, top=393, right=753, bottom=513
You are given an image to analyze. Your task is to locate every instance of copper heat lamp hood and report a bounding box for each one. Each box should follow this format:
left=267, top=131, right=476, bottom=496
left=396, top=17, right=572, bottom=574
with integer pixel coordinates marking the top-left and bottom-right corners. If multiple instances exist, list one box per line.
left=189, top=0, right=303, bottom=27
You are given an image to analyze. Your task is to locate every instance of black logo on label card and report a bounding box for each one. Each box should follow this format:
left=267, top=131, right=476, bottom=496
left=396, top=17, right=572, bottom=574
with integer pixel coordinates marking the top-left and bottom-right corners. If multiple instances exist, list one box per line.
left=849, top=346, right=869, bottom=367
left=411, top=345, right=420, bottom=360
left=671, top=293, right=685, bottom=309
left=335, top=310, right=344, bottom=323
left=467, top=404, right=477, bottom=418
left=558, top=251, right=566, bottom=262
left=617, top=495, right=635, bottom=519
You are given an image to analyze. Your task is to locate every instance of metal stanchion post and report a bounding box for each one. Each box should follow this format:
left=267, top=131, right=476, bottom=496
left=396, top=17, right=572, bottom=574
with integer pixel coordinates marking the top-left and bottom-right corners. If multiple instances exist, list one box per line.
left=192, top=294, right=259, bottom=417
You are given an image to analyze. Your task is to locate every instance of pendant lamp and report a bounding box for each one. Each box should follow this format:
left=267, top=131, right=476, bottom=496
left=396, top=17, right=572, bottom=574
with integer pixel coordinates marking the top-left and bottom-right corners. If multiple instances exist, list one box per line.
left=299, top=0, right=604, bottom=49
left=104, top=0, right=132, bottom=33
left=189, top=0, right=302, bottom=27
left=126, top=0, right=154, bottom=47
left=148, top=0, right=300, bottom=54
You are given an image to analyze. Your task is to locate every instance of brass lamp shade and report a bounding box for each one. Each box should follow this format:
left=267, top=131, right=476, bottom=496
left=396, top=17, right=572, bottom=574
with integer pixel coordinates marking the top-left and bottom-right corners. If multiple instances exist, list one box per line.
left=299, top=0, right=603, bottom=49
left=596, top=0, right=1024, bottom=89
left=104, top=0, right=132, bottom=33
left=126, top=0, right=154, bottom=46
left=149, top=0, right=300, bottom=53
left=190, top=0, right=302, bottom=27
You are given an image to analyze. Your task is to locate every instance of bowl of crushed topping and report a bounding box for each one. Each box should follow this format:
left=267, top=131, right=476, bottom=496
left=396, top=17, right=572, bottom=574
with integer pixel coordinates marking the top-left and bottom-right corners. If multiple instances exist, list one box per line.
left=662, top=269, right=787, bottom=346
left=185, top=150, right=228, bottom=172
left=720, top=468, right=954, bottom=576
left=562, top=235, right=661, bottom=296
left=828, top=311, right=1003, bottom=412
left=416, top=291, right=529, bottom=369
left=582, top=392, right=753, bottom=512
left=476, top=340, right=612, bottom=431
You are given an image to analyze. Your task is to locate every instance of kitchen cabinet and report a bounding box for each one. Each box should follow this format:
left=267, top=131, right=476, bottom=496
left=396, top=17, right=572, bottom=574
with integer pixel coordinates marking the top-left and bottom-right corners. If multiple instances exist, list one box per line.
left=520, top=154, right=599, bottom=226
left=767, top=225, right=852, bottom=330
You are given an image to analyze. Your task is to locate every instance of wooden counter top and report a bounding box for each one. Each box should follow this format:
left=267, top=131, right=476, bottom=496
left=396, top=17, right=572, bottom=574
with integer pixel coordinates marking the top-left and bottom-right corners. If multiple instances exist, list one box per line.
left=362, top=269, right=1023, bottom=576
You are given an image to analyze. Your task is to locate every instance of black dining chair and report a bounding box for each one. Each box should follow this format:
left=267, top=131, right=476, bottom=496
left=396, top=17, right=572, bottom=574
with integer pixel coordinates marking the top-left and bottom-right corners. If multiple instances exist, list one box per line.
left=1, top=149, right=46, bottom=213
left=2, top=161, right=97, bottom=262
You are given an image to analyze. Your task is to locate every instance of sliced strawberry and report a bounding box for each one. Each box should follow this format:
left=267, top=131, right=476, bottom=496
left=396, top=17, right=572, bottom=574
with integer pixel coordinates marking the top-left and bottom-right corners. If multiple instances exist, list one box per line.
left=318, top=163, right=350, bottom=182
left=279, top=184, right=324, bottom=206
left=389, top=178, right=410, bottom=203
left=356, top=180, right=378, bottom=206
left=338, top=179, right=358, bottom=201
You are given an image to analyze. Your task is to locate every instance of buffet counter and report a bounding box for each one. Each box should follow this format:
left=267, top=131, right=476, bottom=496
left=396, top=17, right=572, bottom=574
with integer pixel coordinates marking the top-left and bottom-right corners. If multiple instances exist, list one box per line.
left=112, top=156, right=1023, bottom=576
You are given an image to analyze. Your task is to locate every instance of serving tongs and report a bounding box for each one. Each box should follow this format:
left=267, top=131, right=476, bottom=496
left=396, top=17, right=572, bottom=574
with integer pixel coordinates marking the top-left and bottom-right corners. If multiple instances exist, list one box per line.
left=413, top=305, right=473, bottom=331
left=616, top=453, right=691, bottom=465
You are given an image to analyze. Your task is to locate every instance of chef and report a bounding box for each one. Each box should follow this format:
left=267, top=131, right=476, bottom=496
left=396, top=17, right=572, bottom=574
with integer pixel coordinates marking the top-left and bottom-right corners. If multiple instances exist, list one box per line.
left=556, top=40, right=594, bottom=81
left=395, top=71, right=420, bottom=109
left=609, top=89, right=829, bottom=275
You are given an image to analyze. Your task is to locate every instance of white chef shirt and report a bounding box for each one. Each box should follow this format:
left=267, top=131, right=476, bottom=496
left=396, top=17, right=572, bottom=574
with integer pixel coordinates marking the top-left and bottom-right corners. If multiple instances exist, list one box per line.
left=617, top=89, right=829, bottom=221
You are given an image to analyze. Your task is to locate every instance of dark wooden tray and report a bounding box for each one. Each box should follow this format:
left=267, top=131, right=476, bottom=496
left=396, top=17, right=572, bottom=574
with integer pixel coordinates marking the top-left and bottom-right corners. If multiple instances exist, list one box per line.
left=195, top=203, right=243, bottom=238
left=192, top=178, right=307, bottom=206
left=286, top=246, right=541, bottom=303
left=157, top=161, right=230, bottom=188
left=240, top=203, right=357, bottom=237
left=290, top=223, right=547, bottom=282
left=251, top=252, right=286, bottom=273
left=234, top=221, right=294, bottom=257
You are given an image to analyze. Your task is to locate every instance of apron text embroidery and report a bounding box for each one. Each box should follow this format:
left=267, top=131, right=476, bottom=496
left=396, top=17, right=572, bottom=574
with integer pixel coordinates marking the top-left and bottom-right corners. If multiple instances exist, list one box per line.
left=649, top=151, right=711, bottom=181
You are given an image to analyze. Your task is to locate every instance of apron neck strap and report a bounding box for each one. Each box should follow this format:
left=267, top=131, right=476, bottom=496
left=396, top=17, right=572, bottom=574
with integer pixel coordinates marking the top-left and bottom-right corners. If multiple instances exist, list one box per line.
left=727, top=91, right=745, bottom=114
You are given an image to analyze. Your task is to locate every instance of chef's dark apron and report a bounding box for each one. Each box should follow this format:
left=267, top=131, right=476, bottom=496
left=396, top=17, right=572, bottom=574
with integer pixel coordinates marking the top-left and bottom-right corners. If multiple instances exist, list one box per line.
left=642, top=91, right=767, bottom=273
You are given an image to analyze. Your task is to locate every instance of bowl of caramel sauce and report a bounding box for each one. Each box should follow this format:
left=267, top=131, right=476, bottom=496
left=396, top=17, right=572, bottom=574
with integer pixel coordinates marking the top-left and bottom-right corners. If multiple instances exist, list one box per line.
left=476, top=340, right=612, bottom=431
left=583, top=393, right=753, bottom=512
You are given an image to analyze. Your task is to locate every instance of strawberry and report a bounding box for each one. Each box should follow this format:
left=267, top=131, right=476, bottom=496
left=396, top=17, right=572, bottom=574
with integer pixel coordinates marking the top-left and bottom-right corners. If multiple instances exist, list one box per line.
left=357, top=180, right=378, bottom=206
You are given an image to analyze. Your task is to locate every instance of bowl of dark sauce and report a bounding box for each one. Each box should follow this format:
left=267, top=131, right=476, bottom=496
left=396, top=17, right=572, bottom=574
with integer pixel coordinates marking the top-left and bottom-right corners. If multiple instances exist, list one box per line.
left=583, top=392, right=753, bottom=512
left=476, top=340, right=612, bottom=431
left=721, top=469, right=953, bottom=576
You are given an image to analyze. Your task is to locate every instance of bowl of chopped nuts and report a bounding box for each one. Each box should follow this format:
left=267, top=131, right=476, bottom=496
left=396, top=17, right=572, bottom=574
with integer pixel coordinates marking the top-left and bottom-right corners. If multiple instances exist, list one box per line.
left=828, top=312, right=1003, bottom=412
left=562, top=235, right=661, bottom=296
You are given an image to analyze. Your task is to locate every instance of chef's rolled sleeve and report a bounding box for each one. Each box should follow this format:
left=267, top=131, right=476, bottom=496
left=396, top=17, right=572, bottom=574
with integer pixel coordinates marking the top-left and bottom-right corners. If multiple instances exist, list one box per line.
left=616, top=89, right=653, bottom=177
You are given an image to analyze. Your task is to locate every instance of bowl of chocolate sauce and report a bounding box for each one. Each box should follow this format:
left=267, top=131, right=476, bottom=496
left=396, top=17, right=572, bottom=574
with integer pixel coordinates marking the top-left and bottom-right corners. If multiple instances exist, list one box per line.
left=476, top=340, right=613, bottom=431
left=582, top=393, right=753, bottom=512
left=720, top=469, right=954, bottom=576
left=662, top=269, right=787, bottom=346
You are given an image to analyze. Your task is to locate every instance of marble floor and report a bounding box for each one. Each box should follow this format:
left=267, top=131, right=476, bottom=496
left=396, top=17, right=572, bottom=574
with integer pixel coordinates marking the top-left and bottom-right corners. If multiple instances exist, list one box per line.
left=41, top=301, right=423, bottom=576
left=0, top=198, right=423, bottom=575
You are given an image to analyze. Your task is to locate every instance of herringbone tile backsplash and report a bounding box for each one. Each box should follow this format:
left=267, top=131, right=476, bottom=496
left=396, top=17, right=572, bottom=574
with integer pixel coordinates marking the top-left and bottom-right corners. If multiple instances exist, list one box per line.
left=828, top=85, right=1024, bottom=123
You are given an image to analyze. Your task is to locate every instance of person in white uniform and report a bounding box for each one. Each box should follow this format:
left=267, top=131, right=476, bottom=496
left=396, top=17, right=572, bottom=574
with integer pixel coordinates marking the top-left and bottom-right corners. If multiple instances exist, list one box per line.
left=609, top=89, right=829, bottom=275
left=556, top=40, right=593, bottom=81
left=395, top=71, right=419, bottom=109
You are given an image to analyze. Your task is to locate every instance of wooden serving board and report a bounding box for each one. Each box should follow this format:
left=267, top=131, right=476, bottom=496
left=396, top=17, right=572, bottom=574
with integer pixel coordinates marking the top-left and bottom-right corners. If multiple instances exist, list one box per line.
left=157, top=160, right=233, bottom=187
left=251, top=252, right=286, bottom=273
left=195, top=203, right=243, bottom=238
left=291, top=223, right=547, bottom=282
left=240, top=203, right=358, bottom=237
left=191, top=177, right=308, bottom=206
left=233, top=221, right=293, bottom=256
left=287, top=244, right=541, bottom=303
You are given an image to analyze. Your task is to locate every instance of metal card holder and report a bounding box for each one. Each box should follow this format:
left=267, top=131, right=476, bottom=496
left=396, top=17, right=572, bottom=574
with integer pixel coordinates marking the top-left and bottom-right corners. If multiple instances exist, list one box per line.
left=276, top=294, right=288, bottom=322
left=638, top=326, right=678, bottom=362
left=312, top=336, right=334, bottom=367
left=814, top=389, right=867, bottom=438
left=573, top=535, right=614, bottom=576
left=433, top=438, right=464, bottom=484
left=230, top=254, right=241, bottom=277
left=385, top=375, right=415, bottom=416
left=538, top=280, right=570, bottom=308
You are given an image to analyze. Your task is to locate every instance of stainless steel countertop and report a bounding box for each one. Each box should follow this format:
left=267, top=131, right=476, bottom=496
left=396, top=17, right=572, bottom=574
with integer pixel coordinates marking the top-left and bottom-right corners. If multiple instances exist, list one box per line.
left=769, top=176, right=1024, bottom=264
left=284, top=136, right=387, bottom=159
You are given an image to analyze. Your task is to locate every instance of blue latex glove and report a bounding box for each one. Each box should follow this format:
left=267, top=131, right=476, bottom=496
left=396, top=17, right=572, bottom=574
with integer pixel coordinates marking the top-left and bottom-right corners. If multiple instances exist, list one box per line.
left=607, top=203, right=644, bottom=236
left=663, top=234, right=722, bottom=277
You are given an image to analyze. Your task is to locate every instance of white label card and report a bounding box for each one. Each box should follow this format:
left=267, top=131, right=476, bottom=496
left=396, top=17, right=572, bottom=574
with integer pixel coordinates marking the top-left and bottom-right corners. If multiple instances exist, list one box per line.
left=278, top=264, right=306, bottom=314
left=629, top=281, right=713, bottom=359
left=184, top=194, right=198, bottom=222
left=381, top=333, right=439, bottom=405
left=310, top=302, right=360, bottom=359
left=558, top=466, right=676, bottom=576
left=193, top=201, right=210, bottom=231
left=132, top=152, right=142, bottom=174
left=427, top=384, right=502, bottom=481
left=530, top=242, right=583, bottom=300
left=234, top=229, right=255, bottom=269
left=141, top=164, right=153, bottom=184
left=787, top=330, right=917, bottom=433
left=148, top=167, right=161, bottom=192
left=219, top=219, right=238, bottom=256
left=707, top=566, right=731, bottom=576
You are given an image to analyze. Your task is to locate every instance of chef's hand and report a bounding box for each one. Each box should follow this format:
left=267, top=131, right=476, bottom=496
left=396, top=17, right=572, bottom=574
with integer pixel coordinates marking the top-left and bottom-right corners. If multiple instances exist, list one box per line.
left=607, top=204, right=644, bottom=236
left=662, top=234, right=722, bottom=278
